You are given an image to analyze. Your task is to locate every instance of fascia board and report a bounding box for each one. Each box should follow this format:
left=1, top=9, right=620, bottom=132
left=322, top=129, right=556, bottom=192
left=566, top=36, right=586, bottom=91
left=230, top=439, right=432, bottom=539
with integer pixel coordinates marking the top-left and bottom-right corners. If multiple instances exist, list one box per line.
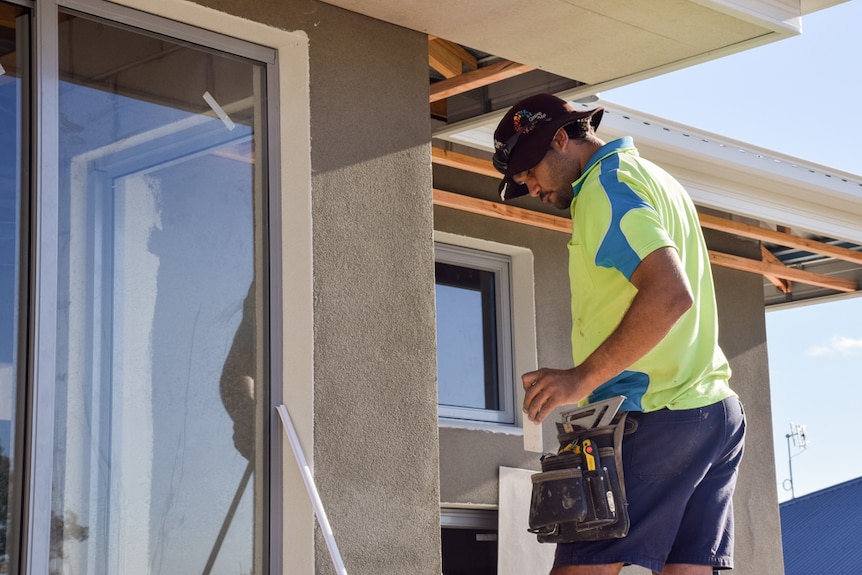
left=603, top=122, right=862, bottom=206
left=672, top=168, right=862, bottom=243
left=593, top=101, right=862, bottom=240
left=596, top=102, right=862, bottom=200
left=691, top=0, right=803, bottom=33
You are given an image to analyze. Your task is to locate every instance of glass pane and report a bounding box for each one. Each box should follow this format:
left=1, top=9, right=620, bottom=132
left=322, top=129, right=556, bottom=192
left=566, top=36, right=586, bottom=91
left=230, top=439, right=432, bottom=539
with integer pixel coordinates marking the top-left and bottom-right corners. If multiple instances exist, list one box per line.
left=50, top=12, right=268, bottom=575
left=435, top=262, right=499, bottom=410
left=0, top=3, right=27, bottom=572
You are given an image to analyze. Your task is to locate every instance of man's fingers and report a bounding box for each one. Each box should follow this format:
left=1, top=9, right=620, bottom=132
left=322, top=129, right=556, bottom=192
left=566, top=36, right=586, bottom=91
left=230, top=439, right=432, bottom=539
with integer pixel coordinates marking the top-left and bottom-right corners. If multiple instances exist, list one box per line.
left=522, top=368, right=577, bottom=423
left=529, top=393, right=551, bottom=423
left=522, top=370, right=541, bottom=390
left=523, top=371, right=559, bottom=423
left=523, top=374, right=544, bottom=413
left=525, top=384, right=552, bottom=423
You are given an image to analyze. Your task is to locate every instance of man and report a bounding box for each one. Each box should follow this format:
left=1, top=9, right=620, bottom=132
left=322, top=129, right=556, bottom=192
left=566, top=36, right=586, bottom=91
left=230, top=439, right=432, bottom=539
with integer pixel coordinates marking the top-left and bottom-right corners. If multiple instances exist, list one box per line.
left=493, top=93, right=745, bottom=575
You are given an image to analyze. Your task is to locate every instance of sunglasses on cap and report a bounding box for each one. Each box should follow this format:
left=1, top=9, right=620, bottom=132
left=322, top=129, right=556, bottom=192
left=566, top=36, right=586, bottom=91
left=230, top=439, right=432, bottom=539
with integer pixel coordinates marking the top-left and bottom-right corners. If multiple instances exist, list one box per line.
left=492, top=110, right=554, bottom=174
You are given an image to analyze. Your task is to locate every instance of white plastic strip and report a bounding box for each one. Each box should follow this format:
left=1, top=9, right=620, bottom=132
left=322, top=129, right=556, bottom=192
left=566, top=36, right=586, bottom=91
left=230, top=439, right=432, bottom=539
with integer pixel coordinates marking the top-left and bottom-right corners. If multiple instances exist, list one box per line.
left=203, top=91, right=236, bottom=131
left=276, top=404, right=348, bottom=575
left=523, top=419, right=542, bottom=453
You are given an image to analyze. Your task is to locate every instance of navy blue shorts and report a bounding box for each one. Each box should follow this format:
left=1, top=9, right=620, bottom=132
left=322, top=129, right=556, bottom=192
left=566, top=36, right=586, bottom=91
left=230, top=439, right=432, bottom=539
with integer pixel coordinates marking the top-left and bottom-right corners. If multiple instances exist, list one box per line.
left=554, top=396, right=746, bottom=572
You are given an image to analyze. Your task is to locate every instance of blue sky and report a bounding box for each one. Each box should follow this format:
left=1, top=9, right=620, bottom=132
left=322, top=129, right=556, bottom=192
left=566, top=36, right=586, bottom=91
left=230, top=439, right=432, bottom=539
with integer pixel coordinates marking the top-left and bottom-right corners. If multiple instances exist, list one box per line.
left=604, top=0, right=862, bottom=503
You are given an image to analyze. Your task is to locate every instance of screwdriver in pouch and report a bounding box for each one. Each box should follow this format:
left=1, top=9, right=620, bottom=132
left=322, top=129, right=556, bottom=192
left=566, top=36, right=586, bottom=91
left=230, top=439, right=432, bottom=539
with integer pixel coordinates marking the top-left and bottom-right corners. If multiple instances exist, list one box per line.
left=582, top=439, right=614, bottom=523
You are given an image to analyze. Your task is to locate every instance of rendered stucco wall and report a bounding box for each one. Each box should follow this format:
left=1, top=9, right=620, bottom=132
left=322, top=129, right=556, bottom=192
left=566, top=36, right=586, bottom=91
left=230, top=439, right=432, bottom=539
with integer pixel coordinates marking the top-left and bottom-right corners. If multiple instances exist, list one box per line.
left=304, top=10, right=441, bottom=575
left=707, top=229, right=786, bottom=575
left=194, top=1, right=441, bottom=574
left=434, top=166, right=785, bottom=574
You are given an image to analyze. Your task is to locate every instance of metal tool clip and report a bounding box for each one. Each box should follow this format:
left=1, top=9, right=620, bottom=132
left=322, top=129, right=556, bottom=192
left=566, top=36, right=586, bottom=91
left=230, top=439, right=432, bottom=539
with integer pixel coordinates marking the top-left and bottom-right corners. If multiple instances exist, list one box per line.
left=559, top=396, right=626, bottom=432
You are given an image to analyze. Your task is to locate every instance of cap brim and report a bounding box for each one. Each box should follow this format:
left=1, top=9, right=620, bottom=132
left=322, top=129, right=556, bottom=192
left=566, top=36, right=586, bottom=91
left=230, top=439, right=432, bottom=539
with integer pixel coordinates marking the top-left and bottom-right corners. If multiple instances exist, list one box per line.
left=498, top=175, right=529, bottom=201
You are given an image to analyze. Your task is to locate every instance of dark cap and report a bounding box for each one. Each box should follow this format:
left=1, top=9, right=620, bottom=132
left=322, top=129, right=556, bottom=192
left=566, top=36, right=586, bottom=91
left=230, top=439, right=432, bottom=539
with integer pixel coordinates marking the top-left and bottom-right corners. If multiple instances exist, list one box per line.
left=492, top=93, right=603, bottom=201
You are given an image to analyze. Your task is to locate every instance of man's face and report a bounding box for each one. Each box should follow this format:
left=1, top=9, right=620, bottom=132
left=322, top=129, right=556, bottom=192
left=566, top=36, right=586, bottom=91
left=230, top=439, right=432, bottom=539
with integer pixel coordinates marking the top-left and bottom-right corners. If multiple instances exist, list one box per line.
left=513, top=145, right=577, bottom=210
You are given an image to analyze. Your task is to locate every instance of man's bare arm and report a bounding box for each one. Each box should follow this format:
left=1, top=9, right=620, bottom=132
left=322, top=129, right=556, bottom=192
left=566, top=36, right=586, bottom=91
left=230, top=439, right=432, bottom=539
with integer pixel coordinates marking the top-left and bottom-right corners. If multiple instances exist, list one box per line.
left=522, top=246, right=693, bottom=423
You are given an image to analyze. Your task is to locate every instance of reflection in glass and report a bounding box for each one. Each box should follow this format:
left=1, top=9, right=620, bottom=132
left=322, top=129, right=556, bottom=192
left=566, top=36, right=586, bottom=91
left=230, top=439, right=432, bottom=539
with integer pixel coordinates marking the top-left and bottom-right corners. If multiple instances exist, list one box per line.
left=435, top=262, right=500, bottom=410
left=0, top=3, right=27, bottom=573
left=50, top=12, right=268, bottom=575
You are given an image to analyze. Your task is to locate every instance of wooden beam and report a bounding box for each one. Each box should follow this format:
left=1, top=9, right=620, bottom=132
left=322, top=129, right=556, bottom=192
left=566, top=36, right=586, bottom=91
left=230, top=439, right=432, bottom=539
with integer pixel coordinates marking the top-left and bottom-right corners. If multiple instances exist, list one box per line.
left=699, top=213, right=862, bottom=266
left=708, top=251, right=856, bottom=293
left=432, top=147, right=499, bottom=179
left=433, top=189, right=569, bottom=234
left=433, top=188, right=857, bottom=294
left=760, top=245, right=792, bottom=293
left=428, top=36, right=477, bottom=79
left=430, top=60, right=534, bottom=102
left=430, top=99, right=448, bottom=121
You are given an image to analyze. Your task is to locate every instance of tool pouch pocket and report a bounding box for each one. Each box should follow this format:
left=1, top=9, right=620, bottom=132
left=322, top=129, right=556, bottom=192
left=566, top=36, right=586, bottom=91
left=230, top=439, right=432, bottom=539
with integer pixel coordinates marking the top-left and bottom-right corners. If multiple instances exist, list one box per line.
left=529, top=414, right=632, bottom=543
left=528, top=467, right=588, bottom=537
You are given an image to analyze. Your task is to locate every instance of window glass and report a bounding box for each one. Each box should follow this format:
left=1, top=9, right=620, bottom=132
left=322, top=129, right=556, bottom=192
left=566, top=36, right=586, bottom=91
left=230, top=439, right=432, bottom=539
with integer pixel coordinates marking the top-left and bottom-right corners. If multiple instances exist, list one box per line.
left=50, top=11, right=268, bottom=574
left=0, top=3, right=27, bottom=572
left=435, top=262, right=499, bottom=410
left=435, top=244, right=514, bottom=424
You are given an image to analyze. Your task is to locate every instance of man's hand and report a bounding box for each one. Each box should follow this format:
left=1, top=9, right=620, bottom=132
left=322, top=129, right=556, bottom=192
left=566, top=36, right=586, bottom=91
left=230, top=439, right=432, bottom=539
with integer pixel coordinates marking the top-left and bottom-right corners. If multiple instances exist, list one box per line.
left=522, top=367, right=588, bottom=424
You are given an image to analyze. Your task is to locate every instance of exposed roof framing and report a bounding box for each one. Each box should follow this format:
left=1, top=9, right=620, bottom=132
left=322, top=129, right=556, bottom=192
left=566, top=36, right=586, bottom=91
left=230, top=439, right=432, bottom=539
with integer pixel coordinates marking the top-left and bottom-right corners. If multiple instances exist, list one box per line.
left=428, top=36, right=477, bottom=79
left=431, top=150, right=861, bottom=298
left=423, top=15, right=861, bottom=307
left=761, top=245, right=792, bottom=294
left=429, top=58, right=535, bottom=103
left=698, top=214, right=862, bottom=269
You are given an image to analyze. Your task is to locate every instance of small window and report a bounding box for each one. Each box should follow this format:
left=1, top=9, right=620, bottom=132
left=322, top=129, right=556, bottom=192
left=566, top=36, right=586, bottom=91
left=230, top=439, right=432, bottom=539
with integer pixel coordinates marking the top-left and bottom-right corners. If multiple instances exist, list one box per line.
left=435, top=243, right=515, bottom=424
left=441, top=508, right=498, bottom=575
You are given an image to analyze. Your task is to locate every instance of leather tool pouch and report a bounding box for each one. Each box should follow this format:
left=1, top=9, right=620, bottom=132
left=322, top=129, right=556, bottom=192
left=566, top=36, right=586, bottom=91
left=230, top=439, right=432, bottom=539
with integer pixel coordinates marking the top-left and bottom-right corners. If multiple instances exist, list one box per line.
left=528, top=413, right=635, bottom=543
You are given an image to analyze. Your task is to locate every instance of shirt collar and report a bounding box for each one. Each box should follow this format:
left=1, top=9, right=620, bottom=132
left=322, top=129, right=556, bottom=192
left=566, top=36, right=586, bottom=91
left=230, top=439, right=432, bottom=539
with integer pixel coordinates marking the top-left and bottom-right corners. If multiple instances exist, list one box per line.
left=571, top=137, right=636, bottom=197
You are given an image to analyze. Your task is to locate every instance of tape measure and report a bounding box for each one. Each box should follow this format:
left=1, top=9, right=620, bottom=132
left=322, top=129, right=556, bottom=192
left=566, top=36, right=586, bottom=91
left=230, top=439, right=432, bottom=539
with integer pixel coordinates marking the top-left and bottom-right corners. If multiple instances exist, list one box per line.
left=582, top=439, right=596, bottom=471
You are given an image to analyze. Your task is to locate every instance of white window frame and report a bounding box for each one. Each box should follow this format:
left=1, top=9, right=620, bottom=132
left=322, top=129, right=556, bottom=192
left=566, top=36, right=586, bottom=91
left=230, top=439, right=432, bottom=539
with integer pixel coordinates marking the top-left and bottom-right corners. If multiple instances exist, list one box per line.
left=435, top=242, right=515, bottom=424
left=112, top=5, right=315, bottom=573
left=434, top=232, right=538, bottom=433
left=26, top=1, right=314, bottom=574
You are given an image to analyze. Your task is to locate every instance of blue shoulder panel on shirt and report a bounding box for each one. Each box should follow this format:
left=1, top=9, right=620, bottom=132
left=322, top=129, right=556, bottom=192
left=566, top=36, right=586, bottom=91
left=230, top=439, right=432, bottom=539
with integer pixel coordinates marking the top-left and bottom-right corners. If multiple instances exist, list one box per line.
left=595, top=154, right=652, bottom=281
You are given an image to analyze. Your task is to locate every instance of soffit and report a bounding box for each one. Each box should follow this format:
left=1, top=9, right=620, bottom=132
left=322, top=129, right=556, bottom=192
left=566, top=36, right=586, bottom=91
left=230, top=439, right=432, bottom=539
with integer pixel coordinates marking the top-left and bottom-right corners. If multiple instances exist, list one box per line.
left=322, top=0, right=799, bottom=92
